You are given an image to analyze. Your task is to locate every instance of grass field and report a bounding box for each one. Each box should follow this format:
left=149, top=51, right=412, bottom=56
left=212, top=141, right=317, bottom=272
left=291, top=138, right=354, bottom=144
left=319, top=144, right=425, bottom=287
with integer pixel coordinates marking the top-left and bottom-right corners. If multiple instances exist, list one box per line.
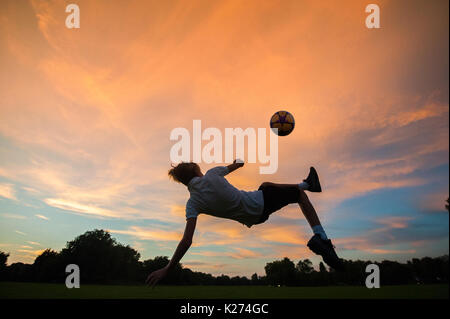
left=0, top=282, right=448, bottom=299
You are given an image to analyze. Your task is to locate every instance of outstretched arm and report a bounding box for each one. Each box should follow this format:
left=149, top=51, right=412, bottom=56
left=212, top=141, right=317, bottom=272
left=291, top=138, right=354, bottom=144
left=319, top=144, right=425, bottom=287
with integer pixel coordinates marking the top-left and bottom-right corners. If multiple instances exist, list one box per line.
left=227, top=159, right=244, bottom=174
left=146, top=217, right=197, bottom=287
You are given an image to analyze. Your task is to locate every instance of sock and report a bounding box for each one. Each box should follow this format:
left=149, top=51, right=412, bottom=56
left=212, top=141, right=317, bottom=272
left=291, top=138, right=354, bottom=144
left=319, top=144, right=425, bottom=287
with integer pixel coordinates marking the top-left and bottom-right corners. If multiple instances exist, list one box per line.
left=312, top=225, right=328, bottom=240
left=298, top=182, right=309, bottom=190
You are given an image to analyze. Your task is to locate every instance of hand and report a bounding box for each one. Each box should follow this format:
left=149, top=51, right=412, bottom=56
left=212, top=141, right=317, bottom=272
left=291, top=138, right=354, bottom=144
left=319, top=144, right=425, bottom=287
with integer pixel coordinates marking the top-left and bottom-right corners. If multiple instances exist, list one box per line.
left=234, top=159, right=244, bottom=167
left=145, top=266, right=168, bottom=288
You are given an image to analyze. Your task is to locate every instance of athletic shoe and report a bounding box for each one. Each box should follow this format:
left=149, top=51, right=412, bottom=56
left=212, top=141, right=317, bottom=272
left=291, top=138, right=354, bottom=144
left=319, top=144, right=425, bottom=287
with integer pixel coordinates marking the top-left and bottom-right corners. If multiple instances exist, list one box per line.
left=307, top=234, right=344, bottom=271
left=304, top=167, right=322, bottom=192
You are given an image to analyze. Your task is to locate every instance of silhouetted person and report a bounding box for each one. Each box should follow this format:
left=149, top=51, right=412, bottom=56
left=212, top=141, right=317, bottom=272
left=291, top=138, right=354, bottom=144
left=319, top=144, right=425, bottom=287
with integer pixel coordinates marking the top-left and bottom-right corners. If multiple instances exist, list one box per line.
left=146, top=160, right=343, bottom=286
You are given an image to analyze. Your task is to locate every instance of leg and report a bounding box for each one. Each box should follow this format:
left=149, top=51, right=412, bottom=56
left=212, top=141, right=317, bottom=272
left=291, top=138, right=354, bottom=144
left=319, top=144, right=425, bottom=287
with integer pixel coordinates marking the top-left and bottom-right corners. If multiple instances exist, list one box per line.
left=256, top=182, right=302, bottom=224
left=258, top=182, right=322, bottom=227
left=298, top=189, right=329, bottom=240
left=298, top=189, right=321, bottom=227
left=258, top=174, right=344, bottom=271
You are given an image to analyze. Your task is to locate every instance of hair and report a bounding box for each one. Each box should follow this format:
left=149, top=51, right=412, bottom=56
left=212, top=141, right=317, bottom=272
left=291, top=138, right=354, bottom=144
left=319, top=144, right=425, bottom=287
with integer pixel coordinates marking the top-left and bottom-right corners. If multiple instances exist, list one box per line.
left=168, top=162, right=199, bottom=186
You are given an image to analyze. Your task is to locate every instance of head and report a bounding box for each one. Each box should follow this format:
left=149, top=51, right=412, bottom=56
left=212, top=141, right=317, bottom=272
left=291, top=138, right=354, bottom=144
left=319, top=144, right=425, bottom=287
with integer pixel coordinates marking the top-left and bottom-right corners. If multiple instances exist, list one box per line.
left=168, top=162, right=202, bottom=186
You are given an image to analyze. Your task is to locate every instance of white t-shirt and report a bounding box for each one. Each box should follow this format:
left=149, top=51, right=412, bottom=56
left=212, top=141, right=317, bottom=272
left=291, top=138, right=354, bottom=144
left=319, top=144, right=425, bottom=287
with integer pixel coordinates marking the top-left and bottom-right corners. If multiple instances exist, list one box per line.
left=185, top=166, right=264, bottom=228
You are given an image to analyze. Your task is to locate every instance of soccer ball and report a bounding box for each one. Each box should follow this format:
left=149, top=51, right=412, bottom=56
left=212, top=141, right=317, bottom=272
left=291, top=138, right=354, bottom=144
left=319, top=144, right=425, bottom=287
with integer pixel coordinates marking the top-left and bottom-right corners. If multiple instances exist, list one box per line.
left=270, top=110, right=295, bottom=136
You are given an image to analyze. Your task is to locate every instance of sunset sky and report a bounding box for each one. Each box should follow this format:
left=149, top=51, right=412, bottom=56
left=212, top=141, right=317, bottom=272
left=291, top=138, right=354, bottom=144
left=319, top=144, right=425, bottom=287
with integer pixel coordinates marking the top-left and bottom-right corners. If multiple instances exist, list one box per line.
left=0, top=0, right=448, bottom=277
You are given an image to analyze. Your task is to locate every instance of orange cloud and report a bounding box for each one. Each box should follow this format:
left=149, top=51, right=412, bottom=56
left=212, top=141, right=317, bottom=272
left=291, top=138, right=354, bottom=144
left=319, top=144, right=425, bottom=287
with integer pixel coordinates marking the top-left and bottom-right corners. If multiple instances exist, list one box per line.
left=35, top=214, right=49, bottom=221
left=420, top=190, right=450, bottom=213
left=366, top=249, right=416, bottom=255
left=0, top=0, right=447, bottom=274
left=192, top=248, right=262, bottom=260
left=375, top=216, right=413, bottom=230
left=27, top=241, right=41, bottom=246
left=170, top=204, right=186, bottom=218
left=0, top=183, right=17, bottom=201
left=108, top=226, right=183, bottom=242
left=256, top=225, right=308, bottom=246
left=17, top=248, right=45, bottom=256
left=44, top=198, right=122, bottom=219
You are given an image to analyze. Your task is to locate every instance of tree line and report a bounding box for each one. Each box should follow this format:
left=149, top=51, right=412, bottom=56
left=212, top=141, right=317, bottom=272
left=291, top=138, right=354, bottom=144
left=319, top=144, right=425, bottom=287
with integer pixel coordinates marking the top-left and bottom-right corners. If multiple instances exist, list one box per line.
left=0, top=229, right=448, bottom=286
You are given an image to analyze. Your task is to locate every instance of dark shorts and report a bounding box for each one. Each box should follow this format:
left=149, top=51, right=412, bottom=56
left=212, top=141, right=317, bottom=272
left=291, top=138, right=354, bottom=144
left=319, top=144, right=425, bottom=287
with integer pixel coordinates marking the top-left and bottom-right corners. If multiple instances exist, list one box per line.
left=256, top=182, right=300, bottom=224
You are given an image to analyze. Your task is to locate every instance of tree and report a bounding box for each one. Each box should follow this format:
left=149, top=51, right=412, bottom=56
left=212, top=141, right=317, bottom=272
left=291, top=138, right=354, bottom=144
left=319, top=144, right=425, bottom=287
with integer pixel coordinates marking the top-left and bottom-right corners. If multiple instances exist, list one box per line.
left=33, top=249, right=63, bottom=282
left=7, top=262, right=34, bottom=282
left=251, top=273, right=259, bottom=285
left=296, top=259, right=314, bottom=274
left=0, top=251, right=9, bottom=280
left=2, top=228, right=448, bottom=286
left=0, top=251, right=8, bottom=267
left=142, top=256, right=183, bottom=284
left=60, top=229, right=141, bottom=283
left=216, top=274, right=231, bottom=285
left=379, top=260, right=413, bottom=285
left=265, top=257, right=296, bottom=286
left=409, top=256, right=449, bottom=284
